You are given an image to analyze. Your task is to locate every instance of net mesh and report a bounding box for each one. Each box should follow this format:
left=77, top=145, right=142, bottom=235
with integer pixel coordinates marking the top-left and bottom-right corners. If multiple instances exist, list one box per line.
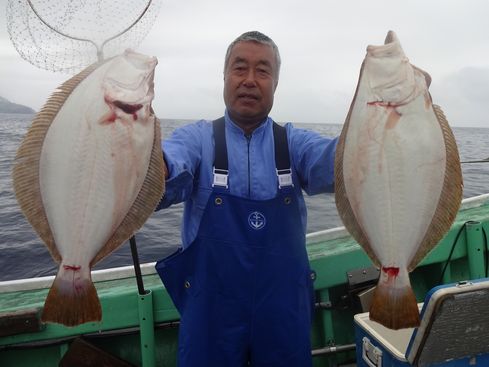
left=7, top=0, right=162, bottom=74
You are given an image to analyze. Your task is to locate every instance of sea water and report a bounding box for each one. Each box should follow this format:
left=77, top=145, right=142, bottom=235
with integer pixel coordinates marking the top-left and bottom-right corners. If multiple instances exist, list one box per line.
left=0, top=114, right=487, bottom=281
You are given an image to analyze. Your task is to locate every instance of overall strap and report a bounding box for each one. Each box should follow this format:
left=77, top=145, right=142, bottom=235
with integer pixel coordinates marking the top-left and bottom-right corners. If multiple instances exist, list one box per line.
left=212, top=117, right=228, bottom=171
left=212, top=117, right=293, bottom=189
left=212, top=117, right=228, bottom=188
left=272, top=122, right=293, bottom=188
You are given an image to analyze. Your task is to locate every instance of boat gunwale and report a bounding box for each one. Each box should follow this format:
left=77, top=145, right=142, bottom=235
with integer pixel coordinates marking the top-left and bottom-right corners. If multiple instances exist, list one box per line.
left=1, top=193, right=488, bottom=294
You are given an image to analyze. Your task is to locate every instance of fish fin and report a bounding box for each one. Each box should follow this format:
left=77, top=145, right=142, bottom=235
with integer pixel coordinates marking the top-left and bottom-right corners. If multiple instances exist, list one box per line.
left=369, top=281, right=420, bottom=330
left=408, top=105, right=463, bottom=270
left=12, top=109, right=60, bottom=261
left=12, top=59, right=111, bottom=263
left=41, top=266, right=101, bottom=327
left=91, top=116, right=166, bottom=265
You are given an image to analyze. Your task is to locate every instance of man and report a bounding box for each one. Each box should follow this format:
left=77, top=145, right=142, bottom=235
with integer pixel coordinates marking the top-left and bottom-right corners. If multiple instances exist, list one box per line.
left=155, top=31, right=337, bottom=367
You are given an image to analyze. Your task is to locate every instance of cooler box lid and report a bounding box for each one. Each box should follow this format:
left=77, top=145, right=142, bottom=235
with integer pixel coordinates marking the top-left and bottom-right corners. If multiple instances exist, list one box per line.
left=406, top=278, right=489, bottom=366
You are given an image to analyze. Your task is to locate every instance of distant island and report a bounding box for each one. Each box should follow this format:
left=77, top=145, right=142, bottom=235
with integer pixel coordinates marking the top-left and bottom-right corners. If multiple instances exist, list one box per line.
left=0, top=96, right=35, bottom=114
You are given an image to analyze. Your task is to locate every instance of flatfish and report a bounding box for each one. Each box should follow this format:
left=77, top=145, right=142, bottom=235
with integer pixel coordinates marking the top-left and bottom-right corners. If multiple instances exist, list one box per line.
left=334, top=31, right=463, bottom=329
left=12, top=50, right=165, bottom=327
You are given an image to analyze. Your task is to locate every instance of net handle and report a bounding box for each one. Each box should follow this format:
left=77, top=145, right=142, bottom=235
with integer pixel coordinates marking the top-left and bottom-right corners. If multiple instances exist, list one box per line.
left=100, top=0, right=154, bottom=59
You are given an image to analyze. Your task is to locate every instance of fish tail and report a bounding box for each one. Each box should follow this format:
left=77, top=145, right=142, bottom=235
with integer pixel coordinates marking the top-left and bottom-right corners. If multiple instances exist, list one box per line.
left=41, top=265, right=101, bottom=327
left=369, top=269, right=420, bottom=330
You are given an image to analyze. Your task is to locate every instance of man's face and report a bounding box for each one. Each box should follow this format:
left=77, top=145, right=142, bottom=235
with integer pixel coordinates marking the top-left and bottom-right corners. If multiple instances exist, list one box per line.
left=223, top=41, right=278, bottom=131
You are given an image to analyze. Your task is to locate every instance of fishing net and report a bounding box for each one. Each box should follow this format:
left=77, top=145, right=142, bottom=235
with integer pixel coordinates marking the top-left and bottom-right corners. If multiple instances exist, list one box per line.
left=6, top=0, right=163, bottom=74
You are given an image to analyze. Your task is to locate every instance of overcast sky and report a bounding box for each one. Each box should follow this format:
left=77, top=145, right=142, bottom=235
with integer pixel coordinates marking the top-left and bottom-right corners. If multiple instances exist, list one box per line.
left=1, top=0, right=489, bottom=128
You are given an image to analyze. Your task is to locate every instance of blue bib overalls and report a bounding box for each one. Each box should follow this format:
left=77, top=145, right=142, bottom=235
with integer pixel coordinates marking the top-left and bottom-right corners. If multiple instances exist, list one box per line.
left=156, top=120, right=315, bottom=367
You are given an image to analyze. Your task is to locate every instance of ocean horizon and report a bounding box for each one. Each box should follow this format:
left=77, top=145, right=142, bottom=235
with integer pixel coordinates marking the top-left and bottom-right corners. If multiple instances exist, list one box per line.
left=0, top=113, right=488, bottom=281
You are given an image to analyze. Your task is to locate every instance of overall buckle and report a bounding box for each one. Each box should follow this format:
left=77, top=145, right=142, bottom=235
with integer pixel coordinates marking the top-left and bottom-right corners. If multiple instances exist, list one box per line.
left=277, top=168, right=293, bottom=189
left=212, top=167, right=229, bottom=188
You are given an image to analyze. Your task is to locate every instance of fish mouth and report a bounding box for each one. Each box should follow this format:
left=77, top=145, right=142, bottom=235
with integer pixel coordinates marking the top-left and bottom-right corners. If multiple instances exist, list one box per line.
left=366, top=30, right=403, bottom=59
left=124, top=49, right=158, bottom=71
left=103, top=51, right=157, bottom=106
left=105, top=71, right=155, bottom=104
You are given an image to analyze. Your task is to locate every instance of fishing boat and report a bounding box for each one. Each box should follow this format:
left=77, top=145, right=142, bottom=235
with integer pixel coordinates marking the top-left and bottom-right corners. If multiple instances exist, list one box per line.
left=1, top=193, right=488, bottom=367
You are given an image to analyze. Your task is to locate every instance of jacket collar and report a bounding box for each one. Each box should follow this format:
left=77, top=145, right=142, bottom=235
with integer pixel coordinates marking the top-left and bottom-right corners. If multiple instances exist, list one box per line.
left=224, top=110, right=272, bottom=136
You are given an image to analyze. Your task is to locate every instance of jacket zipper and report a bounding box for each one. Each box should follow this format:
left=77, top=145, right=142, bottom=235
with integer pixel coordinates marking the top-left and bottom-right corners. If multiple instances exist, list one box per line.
left=245, top=134, right=252, bottom=197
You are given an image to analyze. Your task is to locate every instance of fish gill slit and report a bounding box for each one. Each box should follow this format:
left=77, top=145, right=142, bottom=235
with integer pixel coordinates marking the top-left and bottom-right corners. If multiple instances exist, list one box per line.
left=366, top=101, right=408, bottom=108
left=113, top=101, right=143, bottom=121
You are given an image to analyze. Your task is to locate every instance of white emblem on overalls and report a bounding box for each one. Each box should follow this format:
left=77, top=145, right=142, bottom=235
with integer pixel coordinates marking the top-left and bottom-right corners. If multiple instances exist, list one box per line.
left=248, top=211, right=266, bottom=230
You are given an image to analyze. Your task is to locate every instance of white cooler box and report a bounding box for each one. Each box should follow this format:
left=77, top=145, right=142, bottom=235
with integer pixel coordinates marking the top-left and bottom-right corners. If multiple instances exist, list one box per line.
left=354, top=278, right=489, bottom=366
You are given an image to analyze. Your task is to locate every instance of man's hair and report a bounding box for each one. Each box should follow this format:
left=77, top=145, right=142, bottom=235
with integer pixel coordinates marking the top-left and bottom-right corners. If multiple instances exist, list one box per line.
left=224, top=31, right=281, bottom=78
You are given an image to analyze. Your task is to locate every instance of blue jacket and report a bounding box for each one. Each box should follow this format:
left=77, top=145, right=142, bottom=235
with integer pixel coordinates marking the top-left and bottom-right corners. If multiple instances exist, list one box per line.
left=157, top=111, right=338, bottom=247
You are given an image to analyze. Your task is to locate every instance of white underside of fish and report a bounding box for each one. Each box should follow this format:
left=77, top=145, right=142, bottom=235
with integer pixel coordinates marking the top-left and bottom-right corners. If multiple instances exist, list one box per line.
left=342, top=86, right=446, bottom=270
left=13, top=50, right=165, bottom=326
left=39, top=61, right=154, bottom=267
left=335, top=31, right=462, bottom=330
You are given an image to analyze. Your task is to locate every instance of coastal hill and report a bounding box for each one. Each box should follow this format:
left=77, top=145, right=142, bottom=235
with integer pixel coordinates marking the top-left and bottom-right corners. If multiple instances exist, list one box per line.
left=0, top=96, right=35, bottom=114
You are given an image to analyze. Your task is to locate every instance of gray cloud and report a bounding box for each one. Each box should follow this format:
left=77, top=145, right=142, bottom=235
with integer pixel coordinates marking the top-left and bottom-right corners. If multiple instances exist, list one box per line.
left=431, top=67, right=489, bottom=128
left=1, top=0, right=489, bottom=127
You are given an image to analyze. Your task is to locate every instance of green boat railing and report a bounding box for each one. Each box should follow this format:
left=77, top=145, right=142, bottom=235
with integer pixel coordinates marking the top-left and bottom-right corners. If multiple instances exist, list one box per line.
left=0, top=194, right=488, bottom=366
